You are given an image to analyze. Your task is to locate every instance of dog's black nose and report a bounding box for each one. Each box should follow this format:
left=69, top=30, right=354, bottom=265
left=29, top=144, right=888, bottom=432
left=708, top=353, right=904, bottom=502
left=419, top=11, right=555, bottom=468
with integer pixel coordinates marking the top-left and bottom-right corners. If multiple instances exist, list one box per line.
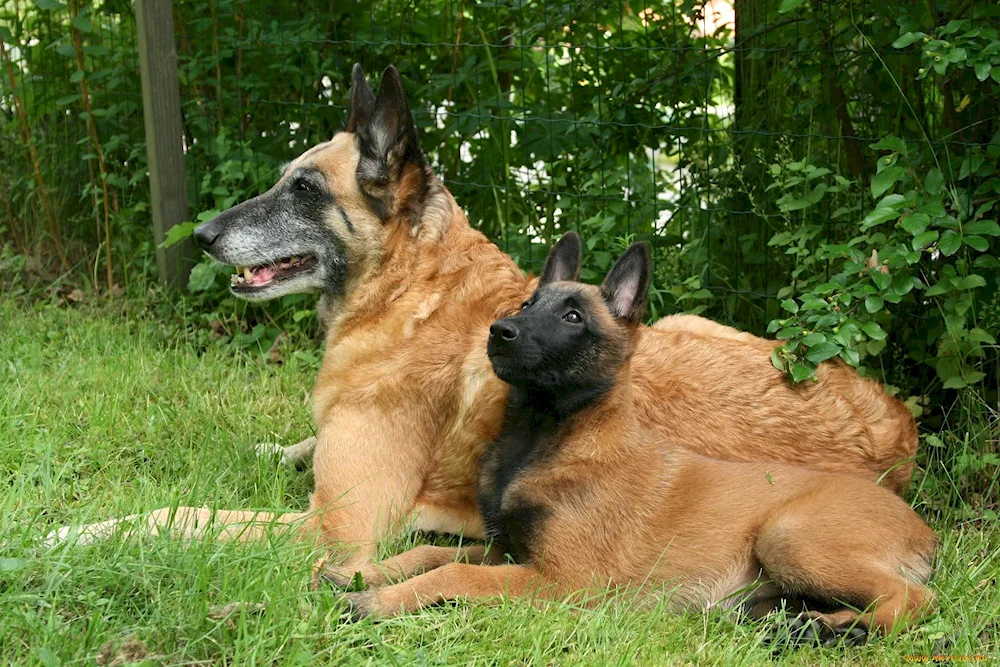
left=193, top=220, right=221, bottom=250
left=489, top=321, right=519, bottom=342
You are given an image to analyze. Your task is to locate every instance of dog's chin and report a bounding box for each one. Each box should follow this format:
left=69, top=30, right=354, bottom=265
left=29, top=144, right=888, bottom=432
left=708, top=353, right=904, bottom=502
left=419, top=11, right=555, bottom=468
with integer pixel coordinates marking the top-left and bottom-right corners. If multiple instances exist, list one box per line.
left=488, top=356, right=530, bottom=385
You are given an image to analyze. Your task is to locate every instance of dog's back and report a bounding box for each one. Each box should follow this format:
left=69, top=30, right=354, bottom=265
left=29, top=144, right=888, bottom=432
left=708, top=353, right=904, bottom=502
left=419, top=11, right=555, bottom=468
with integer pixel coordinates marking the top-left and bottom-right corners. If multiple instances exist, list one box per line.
left=333, top=241, right=936, bottom=640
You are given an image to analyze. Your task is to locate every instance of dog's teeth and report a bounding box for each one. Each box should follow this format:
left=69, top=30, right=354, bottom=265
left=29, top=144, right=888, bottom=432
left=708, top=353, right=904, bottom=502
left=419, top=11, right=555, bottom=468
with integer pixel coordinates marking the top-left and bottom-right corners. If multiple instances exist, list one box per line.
left=243, top=267, right=253, bottom=281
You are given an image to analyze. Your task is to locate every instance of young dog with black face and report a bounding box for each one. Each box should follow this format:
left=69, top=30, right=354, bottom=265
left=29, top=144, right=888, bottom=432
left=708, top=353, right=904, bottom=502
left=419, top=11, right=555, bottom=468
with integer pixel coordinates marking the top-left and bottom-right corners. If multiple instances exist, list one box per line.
left=328, top=240, right=937, bottom=644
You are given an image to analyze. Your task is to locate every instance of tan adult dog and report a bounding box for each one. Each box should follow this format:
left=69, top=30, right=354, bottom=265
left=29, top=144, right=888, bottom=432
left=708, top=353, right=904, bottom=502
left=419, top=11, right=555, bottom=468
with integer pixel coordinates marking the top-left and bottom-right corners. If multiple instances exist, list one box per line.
left=325, top=242, right=936, bottom=646
left=52, top=65, right=918, bottom=570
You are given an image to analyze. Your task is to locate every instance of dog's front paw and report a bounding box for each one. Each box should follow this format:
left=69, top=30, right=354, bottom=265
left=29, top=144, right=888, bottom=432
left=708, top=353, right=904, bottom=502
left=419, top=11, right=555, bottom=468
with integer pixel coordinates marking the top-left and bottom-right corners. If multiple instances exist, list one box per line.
left=317, top=564, right=365, bottom=590
left=254, top=442, right=287, bottom=464
left=337, top=591, right=381, bottom=622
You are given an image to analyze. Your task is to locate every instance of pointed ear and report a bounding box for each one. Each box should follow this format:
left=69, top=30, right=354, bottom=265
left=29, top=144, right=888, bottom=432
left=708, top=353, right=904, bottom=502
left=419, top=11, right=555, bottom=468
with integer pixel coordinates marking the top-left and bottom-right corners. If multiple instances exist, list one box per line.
left=539, top=232, right=582, bottom=285
left=600, top=243, right=651, bottom=323
left=356, top=66, right=424, bottom=196
left=345, top=63, right=375, bottom=133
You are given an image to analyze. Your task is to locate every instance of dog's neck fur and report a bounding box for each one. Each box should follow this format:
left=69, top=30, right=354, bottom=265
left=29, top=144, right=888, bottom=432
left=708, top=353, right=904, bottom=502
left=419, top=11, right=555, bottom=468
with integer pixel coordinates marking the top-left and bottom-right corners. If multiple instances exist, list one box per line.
left=498, top=363, right=639, bottom=464
left=323, top=169, right=526, bottom=344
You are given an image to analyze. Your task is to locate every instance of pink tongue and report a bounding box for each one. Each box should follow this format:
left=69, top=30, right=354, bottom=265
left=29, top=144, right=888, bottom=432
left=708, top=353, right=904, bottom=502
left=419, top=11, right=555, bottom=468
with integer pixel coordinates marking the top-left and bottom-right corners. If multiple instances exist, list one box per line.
left=248, top=266, right=277, bottom=286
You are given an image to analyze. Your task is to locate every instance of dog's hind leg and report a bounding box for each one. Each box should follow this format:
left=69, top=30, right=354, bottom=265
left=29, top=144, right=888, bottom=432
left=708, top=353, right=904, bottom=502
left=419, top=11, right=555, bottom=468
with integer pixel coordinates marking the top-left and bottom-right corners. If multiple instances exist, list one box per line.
left=753, top=492, right=937, bottom=644
left=316, top=543, right=498, bottom=589
left=45, top=507, right=310, bottom=546
left=337, top=562, right=550, bottom=620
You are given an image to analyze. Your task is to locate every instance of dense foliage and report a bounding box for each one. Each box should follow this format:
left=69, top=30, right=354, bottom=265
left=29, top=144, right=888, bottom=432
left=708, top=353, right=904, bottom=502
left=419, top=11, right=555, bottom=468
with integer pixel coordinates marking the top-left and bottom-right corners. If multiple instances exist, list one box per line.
left=1, top=0, right=997, bottom=499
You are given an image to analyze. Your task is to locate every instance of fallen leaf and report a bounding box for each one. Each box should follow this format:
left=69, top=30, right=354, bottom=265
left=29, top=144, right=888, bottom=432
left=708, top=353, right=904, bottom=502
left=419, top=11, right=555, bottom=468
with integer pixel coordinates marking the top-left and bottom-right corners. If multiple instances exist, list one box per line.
left=267, top=333, right=286, bottom=365
left=865, top=249, right=879, bottom=269
left=95, top=638, right=150, bottom=666
left=311, top=554, right=330, bottom=591
left=207, top=602, right=266, bottom=628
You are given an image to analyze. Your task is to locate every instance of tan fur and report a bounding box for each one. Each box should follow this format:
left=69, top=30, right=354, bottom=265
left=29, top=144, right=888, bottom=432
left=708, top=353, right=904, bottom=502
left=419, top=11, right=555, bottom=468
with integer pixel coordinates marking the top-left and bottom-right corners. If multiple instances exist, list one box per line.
left=333, top=285, right=936, bottom=638
left=58, top=129, right=918, bottom=562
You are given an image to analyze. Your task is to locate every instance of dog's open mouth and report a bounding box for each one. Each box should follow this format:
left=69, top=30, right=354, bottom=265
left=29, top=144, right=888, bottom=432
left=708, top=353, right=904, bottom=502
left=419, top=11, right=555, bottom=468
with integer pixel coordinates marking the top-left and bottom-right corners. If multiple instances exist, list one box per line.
left=230, top=255, right=318, bottom=291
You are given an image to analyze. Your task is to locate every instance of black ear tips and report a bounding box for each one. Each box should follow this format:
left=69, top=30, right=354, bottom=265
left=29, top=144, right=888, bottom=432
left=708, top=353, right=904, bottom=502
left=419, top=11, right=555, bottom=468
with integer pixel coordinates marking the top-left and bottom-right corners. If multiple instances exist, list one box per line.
left=346, top=64, right=375, bottom=133
left=539, top=231, right=584, bottom=285
left=558, top=231, right=582, bottom=261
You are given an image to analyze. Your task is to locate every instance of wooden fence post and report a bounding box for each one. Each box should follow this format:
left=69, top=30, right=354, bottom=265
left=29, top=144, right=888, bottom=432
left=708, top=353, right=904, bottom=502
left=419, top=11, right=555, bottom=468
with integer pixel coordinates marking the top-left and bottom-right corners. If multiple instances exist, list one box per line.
left=135, top=0, right=192, bottom=288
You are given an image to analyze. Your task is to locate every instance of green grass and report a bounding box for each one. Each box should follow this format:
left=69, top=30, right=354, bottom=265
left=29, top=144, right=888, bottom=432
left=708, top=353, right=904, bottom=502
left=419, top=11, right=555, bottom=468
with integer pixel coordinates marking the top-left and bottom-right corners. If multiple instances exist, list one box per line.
left=1, top=297, right=998, bottom=665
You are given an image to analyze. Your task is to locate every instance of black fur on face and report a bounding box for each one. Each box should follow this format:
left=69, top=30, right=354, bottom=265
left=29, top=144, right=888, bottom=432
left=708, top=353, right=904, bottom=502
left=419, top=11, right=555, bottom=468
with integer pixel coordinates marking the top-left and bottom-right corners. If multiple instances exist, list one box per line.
left=487, top=234, right=651, bottom=413
left=192, top=163, right=348, bottom=301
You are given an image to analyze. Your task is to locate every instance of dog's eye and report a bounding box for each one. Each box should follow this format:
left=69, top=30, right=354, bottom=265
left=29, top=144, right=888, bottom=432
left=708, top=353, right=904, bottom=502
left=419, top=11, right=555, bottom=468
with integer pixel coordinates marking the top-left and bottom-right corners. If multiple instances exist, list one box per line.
left=563, top=310, right=582, bottom=324
left=293, top=178, right=314, bottom=193
left=520, top=301, right=531, bottom=311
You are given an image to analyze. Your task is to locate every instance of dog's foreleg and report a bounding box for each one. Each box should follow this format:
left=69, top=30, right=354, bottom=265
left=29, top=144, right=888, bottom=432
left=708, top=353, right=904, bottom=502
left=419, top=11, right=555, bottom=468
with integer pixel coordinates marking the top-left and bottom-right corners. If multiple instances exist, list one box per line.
left=316, top=543, right=497, bottom=589
left=337, top=563, right=549, bottom=620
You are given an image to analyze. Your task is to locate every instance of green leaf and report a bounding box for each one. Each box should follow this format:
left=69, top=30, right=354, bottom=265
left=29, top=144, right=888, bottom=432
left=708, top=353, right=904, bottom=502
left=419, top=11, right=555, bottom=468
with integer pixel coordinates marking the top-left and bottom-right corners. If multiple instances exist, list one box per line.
left=975, top=62, right=992, bottom=82
left=840, top=346, right=860, bottom=366
left=862, top=208, right=900, bottom=230
left=867, top=338, right=887, bottom=356
left=861, top=321, right=886, bottom=340
left=159, top=221, right=196, bottom=249
left=777, top=326, right=803, bottom=340
left=870, top=166, right=905, bottom=198
left=924, top=281, right=950, bottom=297
left=912, top=230, right=939, bottom=250
left=790, top=362, right=814, bottom=383
left=71, top=15, right=93, bottom=33
left=780, top=197, right=811, bottom=212
left=938, top=230, right=962, bottom=256
left=801, top=298, right=828, bottom=311
left=35, top=0, right=66, bottom=9
left=871, top=136, right=907, bottom=153
left=924, top=168, right=944, bottom=195
left=0, top=26, right=13, bottom=43
left=865, top=295, right=884, bottom=313
left=70, top=70, right=84, bottom=83
left=969, top=328, right=997, bottom=345
left=188, top=262, right=220, bottom=292
left=770, top=347, right=785, bottom=373
left=954, top=274, right=986, bottom=290
left=965, top=219, right=1000, bottom=236
left=943, top=375, right=968, bottom=389
left=892, top=274, right=918, bottom=296
left=780, top=299, right=799, bottom=314
left=805, top=342, right=842, bottom=364
left=806, top=183, right=827, bottom=204
left=891, top=32, right=927, bottom=48
left=964, top=235, right=988, bottom=252
left=778, top=0, right=807, bottom=12
left=801, top=333, right=827, bottom=346
left=901, top=212, right=930, bottom=235
left=924, top=434, right=945, bottom=448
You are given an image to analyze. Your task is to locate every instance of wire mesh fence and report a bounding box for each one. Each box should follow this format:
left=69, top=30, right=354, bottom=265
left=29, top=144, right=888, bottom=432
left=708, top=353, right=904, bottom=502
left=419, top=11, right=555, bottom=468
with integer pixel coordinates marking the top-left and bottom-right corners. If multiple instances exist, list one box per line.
left=2, top=0, right=997, bottom=341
